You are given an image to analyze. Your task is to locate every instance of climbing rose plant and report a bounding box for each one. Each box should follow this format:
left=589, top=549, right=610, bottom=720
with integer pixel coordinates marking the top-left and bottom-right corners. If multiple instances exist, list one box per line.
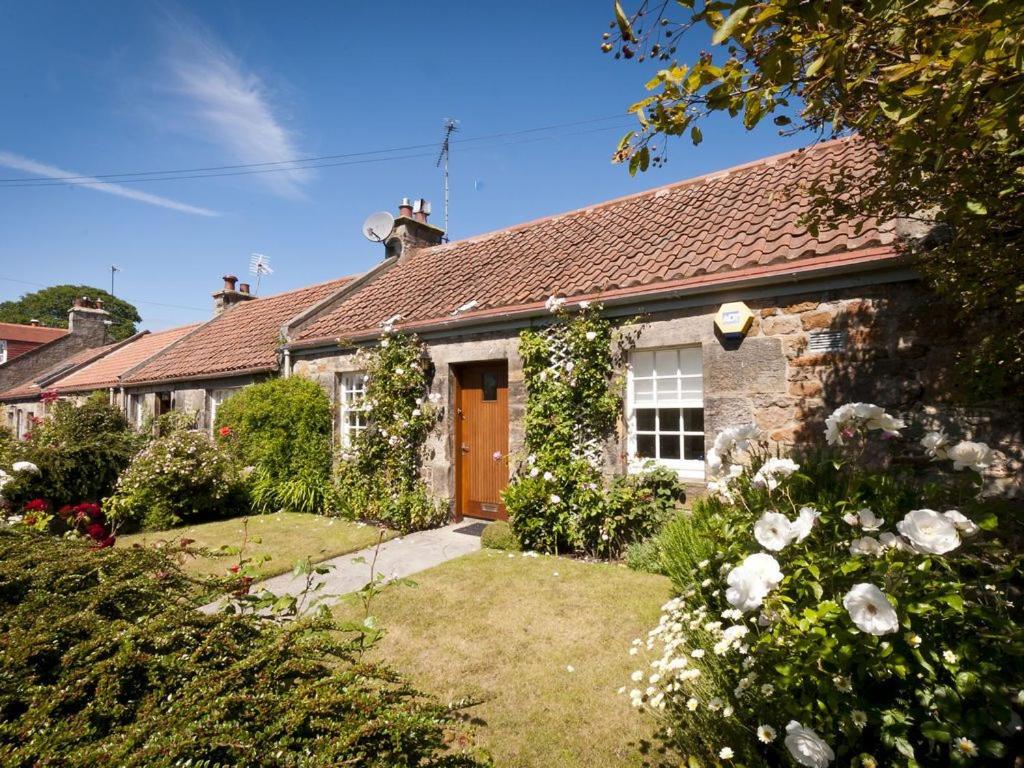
left=335, top=331, right=446, bottom=532
left=626, top=405, right=1023, bottom=766
left=504, top=299, right=682, bottom=555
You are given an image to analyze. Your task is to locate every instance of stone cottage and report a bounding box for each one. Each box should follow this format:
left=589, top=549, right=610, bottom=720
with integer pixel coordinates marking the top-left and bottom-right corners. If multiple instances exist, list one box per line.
left=118, top=276, right=351, bottom=430
left=282, top=138, right=1021, bottom=517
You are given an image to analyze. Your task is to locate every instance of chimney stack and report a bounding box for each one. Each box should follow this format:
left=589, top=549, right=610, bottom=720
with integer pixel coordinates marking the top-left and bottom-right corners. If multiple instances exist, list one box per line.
left=212, top=273, right=256, bottom=315
left=67, top=297, right=110, bottom=343
left=384, top=197, right=444, bottom=259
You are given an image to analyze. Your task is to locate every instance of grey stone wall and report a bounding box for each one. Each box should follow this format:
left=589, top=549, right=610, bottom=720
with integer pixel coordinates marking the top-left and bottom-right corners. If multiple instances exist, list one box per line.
left=0, top=307, right=111, bottom=392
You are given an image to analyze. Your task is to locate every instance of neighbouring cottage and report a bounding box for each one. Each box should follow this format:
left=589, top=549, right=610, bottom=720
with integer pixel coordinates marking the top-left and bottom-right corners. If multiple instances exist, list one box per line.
left=0, top=324, right=197, bottom=436
left=0, top=321, right=68, bottom=365
left=118, top=276, right=352, bottom=430
left=283, top=138, right=1021, bottom=517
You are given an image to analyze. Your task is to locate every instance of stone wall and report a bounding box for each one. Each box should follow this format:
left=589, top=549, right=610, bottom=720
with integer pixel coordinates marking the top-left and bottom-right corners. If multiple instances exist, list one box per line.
left=0, top=306, right=111, bottom=392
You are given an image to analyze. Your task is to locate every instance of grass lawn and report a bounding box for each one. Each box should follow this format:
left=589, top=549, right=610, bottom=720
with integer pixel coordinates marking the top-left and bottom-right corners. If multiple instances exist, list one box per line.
left=118, top=513, right=393, bottom=579
left=334, top=549, right=672, bottom=768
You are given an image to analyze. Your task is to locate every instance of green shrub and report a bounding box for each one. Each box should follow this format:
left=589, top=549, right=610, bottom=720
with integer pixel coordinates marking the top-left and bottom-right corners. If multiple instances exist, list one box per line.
left=480, top=520, right=521, bottom=551
left=627, top=409, right=1024, bottom=766
left=0, top=528, right=483, bottom=767
left=214, top=377, right=334, bottom=514
left=106, top=429, right=244, bottom=531
left=1, top=395, right=139, bottom=509
left=624, top=535, right=663, bottom=574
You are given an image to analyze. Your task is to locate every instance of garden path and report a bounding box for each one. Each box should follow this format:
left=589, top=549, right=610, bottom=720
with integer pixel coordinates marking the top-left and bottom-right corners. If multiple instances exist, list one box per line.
left=209, top=521, right=484, bottom=614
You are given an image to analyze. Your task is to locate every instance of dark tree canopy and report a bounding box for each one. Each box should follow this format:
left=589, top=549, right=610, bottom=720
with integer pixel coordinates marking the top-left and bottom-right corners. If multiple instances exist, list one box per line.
left=0, top=284, right=140, bottom=341
left=606, top=0, right=1024, bottom=398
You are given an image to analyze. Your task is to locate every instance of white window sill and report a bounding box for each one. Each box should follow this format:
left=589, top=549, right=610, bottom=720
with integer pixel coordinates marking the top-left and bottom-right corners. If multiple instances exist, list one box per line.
left=627, top=458, right=705, bottom=482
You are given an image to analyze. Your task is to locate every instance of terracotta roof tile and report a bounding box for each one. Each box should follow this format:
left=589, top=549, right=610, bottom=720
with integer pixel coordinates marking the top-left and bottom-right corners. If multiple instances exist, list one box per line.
left=124, top=278, right=351, bottom=384
left=0, top=343, right=121, bottom=401
left=52, top=324, right=200, bottom=393
left=294, top=138, right=894, bottom=343
left=0, top=323, right=69, bottom=344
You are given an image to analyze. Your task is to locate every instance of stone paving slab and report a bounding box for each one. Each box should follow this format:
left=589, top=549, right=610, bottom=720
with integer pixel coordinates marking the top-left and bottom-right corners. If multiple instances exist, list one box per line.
left=208, top=522, right=484, bottom=614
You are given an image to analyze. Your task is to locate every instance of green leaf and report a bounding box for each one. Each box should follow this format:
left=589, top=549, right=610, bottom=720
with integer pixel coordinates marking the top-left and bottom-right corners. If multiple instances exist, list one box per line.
left=966, top=200, right=988, bottom=215
left=614, top=1, right=633, bottom=41
left=712, top=5, right=750, bottom=45
left=690, top=125, right=703, bottom=145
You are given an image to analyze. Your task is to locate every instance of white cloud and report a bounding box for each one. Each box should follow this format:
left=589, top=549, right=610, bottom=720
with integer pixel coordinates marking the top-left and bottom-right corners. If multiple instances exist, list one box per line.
left=163, top=14, right=310, bottom=197
left=0, top=151, right=220, bottom=217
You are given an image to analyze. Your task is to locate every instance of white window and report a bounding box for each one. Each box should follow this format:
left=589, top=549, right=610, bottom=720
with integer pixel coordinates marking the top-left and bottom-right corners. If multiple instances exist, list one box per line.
left=0, top=340, right=7, bottom=365
left=339, top=372, right=367, bottom=449
left=127, top=393, right=145, bottom=428
left=208, top=387, right=241, bottom=431
left=627, top=346, right=705, bottom=478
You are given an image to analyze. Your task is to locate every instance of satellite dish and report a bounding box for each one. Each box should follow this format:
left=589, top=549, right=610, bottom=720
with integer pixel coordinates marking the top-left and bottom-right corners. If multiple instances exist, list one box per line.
left=362, top=211, right=395, bottom=242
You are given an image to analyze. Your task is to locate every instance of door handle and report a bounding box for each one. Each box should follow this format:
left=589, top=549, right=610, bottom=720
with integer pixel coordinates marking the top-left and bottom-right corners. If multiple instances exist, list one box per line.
left=460, top=443, right=470, bottom=453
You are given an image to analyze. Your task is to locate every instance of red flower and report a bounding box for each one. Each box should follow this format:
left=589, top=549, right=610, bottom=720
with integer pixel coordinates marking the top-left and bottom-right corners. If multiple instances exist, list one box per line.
left=85, top=523, right=107, bottom=541
left=24, top=499, right=48, bottom=512
left=40, top=390, right=60, bottom=404
left=58, top=505, right=74, bottom=518
left=218, top=426, right=232, bottom=437
left=24, top=514, right=37, bottom=527
left=74, top=502, right=102, bottom=519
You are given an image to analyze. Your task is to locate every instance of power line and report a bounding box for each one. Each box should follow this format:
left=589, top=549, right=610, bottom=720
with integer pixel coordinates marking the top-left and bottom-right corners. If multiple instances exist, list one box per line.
left=0, top=114, right=633, bottom=187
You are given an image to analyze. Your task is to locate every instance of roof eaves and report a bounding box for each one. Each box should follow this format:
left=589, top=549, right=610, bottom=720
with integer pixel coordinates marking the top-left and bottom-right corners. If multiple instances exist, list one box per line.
left=122, top=364, right=277, bottom=389
left=287, top=245, right=901, bottom=352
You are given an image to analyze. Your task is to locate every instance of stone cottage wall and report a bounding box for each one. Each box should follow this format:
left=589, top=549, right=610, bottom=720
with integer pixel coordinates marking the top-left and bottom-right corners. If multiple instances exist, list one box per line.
left=292, top=276, right=1022, bottom=510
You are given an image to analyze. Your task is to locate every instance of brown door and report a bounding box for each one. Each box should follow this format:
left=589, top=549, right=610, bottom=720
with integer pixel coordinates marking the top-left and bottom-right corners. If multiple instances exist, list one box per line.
left=455, top=361, right=509, bottom=520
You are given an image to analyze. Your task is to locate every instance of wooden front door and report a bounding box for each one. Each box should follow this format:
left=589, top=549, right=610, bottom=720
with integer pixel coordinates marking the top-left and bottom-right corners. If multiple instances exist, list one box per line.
left=454, top=361, right=509, bottom=520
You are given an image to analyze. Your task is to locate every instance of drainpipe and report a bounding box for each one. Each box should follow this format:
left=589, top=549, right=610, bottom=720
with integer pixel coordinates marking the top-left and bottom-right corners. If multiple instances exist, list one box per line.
left=283, top=348, right=292, bottom=377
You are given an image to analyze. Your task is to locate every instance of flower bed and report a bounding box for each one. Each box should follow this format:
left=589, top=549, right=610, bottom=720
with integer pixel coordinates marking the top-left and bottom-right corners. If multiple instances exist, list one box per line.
left=626, top=404, right=1023, bottom=766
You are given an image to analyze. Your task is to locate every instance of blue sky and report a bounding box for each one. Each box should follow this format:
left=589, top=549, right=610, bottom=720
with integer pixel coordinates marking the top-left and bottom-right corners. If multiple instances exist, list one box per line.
left=0, top=1, right=805, bottom=330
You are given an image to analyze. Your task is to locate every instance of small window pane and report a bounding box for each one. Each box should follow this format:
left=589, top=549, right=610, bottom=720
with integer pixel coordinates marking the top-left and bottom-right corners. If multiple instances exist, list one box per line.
left=633, top=351, right=654, bottom=378
left=680, top=378, right=704, bottom=397
left=684, top=435, right=706, bottom=461
left=683, top=408, right=704, bottom=432
left=636, top=434, right=656, bottom=458
left=659, top=434, right=681, bottom=460
left=656, top=377, right=678, bottom=397
left=634, top=379, right=655, bottom=404
left=679, top=347, right=702, bottom=377
left=657, top=408, right=681, bottom=432
left=636, top=409, right=655, bottom=431
left=482, top=371, right=498, bottom=401
left=655, top=349, right=678, bottom=377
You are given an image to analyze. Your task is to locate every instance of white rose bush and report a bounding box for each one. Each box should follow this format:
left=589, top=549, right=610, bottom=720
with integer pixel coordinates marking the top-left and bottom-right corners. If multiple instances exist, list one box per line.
left=626, top=404, right=1023, bottom=766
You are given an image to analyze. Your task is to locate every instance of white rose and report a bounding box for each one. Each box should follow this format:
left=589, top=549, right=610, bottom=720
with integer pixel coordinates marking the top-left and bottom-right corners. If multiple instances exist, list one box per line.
left=726, top=553, right=783, bottom=613
left=543, top=471, right=555, bottom=482
left=585, top=330, right=597, bottom=341
left=856, top=508, right=884, bottom=531
left=12, top=461, right=39, bottom=474
left=784, top=721, right=835, bottom=768
left=545, top=295, right=566, bottom=313
left=754, top=512, right=794, bottom=551
left=849, top=536, right=884, bottom=557
left=896, top=509, right=961, bottom=554
left=706, top=449, right=723, bottom=475
left=842, top=583, right=899, bottom=636
left=946, top=440, right=993, bottom=472
left=878, top=531, right=908, bottom=550
left=942, top=510, right=979, bottom=537
left=549, top=494, right=561, bottom=504
left=791, top=506, right=820, bottom=542
left=920, top=430, right=949, bottom=459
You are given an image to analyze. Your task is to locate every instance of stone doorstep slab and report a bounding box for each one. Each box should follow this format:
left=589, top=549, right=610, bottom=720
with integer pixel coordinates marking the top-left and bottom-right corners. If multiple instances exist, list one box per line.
left=203, top=522, right=483, bottom=616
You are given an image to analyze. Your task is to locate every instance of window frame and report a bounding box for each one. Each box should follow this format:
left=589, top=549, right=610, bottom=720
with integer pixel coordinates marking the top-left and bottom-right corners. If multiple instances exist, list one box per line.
left=207, top=387, right=242, bottom=432
left=625, top=345, right=705, bottom=479
left=0, top=340, right=7, bottom=365
left=338, top=371, right=368, bottom=450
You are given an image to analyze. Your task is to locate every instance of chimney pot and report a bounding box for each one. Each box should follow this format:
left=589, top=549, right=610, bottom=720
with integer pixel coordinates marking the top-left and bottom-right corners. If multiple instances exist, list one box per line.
left=223, top=275, right=238, bottom=292
left=398, top=198, right=413, bottom=218
left=239, top=282, right=250, bottom=295
left=412, top=198, right=431, bottom=223
left=95, top=298, right=104, bottom=310
left=29, top=318, right=39, bottom=326
left=73, top=297, right=84, bottom=308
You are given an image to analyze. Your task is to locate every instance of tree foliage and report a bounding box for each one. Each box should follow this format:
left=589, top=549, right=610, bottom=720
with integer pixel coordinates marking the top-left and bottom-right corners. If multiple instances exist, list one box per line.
left=0, top=284, right=141, bottom=340
left=606, top=0, right=1024, bottom=396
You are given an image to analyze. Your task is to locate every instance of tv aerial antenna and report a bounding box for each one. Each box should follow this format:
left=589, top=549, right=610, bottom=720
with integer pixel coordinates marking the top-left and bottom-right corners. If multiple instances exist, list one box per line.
left=249, top=253, right=274, bottom=294
left=436, top=118, right=459, bottom=240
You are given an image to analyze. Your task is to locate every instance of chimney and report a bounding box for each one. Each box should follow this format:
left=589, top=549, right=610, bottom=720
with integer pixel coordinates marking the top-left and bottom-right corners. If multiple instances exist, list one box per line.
left=212, top=273, right=256, bottom=315
left=67, top=297, right=110, bottom=344
left=385, top=197, right=444, bottom=259
left=239, top=282, right=250, bottom=295
left=29, top=319, right=39, bottom=326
